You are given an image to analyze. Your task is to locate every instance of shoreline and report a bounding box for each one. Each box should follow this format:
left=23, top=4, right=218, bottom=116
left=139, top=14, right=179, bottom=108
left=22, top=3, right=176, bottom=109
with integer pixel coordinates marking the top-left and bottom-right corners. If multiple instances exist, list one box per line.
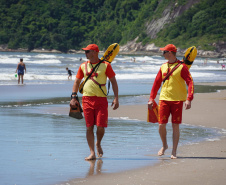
left=0, top=48, right=225, bottom=59
left=63, top=82, right=226, bottom=185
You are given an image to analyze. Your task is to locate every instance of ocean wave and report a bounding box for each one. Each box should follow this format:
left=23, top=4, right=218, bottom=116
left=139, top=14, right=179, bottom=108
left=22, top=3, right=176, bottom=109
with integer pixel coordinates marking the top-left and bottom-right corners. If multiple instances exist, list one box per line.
left=0, top=58, right=62, bottom=64
left=35, top=54, right=63, bottom=59
left=116, top=73, right=157, bottom=80
left=1, top=52, right=226, bottom=86
left=205, top=137, right=221, bottom=141
left=0, top=73, right=69, bottom=81
left=109, top=117, right=140, bottom=121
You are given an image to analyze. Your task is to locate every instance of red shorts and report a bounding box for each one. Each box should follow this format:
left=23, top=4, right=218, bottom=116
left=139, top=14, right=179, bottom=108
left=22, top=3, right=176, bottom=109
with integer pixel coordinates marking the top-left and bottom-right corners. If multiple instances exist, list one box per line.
left=82, top=96, right=108, bottom=127
left=158, top=100, right=183, bottom=124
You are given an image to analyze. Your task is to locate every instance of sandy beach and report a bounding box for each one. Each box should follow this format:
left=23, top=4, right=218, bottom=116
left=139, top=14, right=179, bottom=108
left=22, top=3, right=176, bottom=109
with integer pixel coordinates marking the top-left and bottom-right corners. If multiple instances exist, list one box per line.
left=64, top=82, right=226, bottom=185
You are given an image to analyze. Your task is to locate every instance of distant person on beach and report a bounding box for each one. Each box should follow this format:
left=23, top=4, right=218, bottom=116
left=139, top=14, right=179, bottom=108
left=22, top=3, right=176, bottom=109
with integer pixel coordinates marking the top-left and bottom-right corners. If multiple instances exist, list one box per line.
left=70, top=44, right=119, bottom=160
left=66, top=67, right=74, bottom=80
left=15, top=58, right=26, bottom=84
left=221, top=64, right=225, bottom=69
left=148, top=44, right=194, bottom=159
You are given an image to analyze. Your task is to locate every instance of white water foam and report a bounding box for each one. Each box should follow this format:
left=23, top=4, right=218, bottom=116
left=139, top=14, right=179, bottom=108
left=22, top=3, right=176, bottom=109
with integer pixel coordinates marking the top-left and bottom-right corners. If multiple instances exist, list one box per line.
left=109, top=117, right=140, bottom=121
left=1, top=52, right=226, bottom=85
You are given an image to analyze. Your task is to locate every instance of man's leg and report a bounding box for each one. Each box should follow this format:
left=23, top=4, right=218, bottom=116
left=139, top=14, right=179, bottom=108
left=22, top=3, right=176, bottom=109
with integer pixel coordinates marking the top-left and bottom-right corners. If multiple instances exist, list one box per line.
left=171, top=123, right=180, bottom=159
left=96, top=126, right=105, bottom=157
left=158, top=100, right=170, bottom=156
left=158, top=124, right=168, bottom=156
left=95, top=97, right=108, bottom=158
left=85, top=125, right=96, bottom=160
left=170, top=101, right=183, bottom=159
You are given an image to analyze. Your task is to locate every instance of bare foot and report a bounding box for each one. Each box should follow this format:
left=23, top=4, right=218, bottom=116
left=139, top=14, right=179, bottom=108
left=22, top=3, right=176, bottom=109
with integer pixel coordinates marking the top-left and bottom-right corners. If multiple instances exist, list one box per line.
left=171, top=155, right=177, bottom=159
left=171, top=151, right=177, bottom=159
left=96, top=143, right=103, bottom=157
left=85, top=154, right=96, bottom=161
left=158, top=146, right=168, bottom=156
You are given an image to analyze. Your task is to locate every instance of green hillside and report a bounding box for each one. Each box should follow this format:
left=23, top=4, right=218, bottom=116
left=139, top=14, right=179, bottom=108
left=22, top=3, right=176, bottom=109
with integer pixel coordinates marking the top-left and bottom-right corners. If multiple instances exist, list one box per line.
left=0, top=0, right=225, bottom=52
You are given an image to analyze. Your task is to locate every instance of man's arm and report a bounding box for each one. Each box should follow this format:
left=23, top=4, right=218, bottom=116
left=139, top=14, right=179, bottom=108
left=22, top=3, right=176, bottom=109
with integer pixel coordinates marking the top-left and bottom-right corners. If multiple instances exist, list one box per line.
left=181, top=65, right=194, bottom=110
left=109, top=76, right=119, bottom=110
left=72, top=78, right=81, bottom=92
left=148, top=69, right=162, bottom=109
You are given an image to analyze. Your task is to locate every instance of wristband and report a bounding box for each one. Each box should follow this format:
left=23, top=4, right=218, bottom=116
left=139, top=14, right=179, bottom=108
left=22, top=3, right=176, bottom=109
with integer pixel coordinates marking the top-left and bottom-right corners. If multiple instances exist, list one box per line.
left=71, top=92, right=78, bottom=100
left=71, top=95, right=77, bottom=99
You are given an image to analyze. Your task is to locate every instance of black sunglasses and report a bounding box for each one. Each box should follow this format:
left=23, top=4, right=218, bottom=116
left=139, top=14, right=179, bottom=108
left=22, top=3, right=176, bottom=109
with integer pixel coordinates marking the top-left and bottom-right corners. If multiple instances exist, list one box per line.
left=163, top=51, right=169, bottom=54
left=85, top=50, right=90, bottom=53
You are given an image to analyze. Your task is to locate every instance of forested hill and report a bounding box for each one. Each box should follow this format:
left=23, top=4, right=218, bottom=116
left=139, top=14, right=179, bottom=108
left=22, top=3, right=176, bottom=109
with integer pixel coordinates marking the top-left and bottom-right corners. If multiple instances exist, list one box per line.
left=0, top=0, right=225, bottom=53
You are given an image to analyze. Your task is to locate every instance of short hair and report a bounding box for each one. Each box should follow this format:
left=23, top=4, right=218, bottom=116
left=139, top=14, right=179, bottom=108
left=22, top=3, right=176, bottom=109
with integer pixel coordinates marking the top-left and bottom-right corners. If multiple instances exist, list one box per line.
left=20, top=58, right=23, bottom=61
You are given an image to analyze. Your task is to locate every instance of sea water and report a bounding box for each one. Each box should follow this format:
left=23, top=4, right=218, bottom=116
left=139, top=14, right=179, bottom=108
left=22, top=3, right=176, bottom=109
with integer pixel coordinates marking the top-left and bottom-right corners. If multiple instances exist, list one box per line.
left=0, top=52, right=226, bottom=185
left=0, top=98, right=223, bottom=185
left=1, top=51, right=226, bottom=87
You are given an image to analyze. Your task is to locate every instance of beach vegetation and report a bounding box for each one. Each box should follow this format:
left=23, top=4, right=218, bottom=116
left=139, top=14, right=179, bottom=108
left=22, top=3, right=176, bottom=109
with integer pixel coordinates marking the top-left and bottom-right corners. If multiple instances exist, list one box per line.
left=0, top=0, right=225, bottom=52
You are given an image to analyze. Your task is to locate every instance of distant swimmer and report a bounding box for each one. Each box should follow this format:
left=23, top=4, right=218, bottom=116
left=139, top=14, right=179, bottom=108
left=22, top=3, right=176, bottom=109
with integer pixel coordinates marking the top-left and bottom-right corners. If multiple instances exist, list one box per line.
left=131, top=57, right=136, bottom=62
left=66, top=67, right=74, bottom=80
left=15, top=58, right=26, bottom=84
left=221, top=64, right=225, bottom=69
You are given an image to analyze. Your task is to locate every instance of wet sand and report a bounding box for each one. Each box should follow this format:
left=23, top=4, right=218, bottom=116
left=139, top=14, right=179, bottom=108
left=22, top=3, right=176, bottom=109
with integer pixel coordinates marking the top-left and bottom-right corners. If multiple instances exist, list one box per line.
left=64, top=82, right=226, bottom=185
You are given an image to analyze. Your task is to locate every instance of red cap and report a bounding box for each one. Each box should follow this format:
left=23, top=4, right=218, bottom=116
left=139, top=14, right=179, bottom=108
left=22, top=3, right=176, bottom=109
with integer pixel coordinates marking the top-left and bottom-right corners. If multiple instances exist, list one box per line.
left=160, top=44, right=177, bottom=52
left=82, top=44, right=99, bottom=53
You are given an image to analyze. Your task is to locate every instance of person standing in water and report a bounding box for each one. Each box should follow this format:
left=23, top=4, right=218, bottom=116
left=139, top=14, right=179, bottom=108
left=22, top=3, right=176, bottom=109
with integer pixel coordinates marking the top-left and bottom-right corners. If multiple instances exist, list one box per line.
left=148, top=44, right=194, bottom=159
left=66, top=67, right=74, bottom=80
left=70, top=44, right=119, bottom=160
left=15, top=58, right=26, bottom=84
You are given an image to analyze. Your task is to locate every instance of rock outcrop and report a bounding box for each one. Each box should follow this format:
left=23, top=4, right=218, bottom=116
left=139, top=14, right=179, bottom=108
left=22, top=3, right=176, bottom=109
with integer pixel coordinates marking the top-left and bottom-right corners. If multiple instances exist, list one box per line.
left=146, top=0, right=200, bottom=39
left=120, top=0, right=225, bottom=58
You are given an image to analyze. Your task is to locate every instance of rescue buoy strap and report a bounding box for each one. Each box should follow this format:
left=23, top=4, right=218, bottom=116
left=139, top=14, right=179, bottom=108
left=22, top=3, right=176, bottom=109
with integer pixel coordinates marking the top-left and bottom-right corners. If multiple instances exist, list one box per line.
left=162, top=62, right=182, bottom=83
left=79, top=44, right=118, bottom=95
